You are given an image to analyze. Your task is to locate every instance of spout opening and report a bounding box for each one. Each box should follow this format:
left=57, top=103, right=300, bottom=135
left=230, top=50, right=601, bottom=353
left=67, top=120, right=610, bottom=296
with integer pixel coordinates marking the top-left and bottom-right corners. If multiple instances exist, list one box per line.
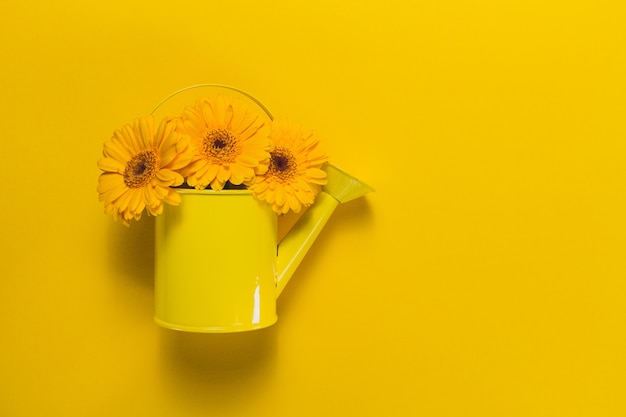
left=322, top=163, right=375, bottom=203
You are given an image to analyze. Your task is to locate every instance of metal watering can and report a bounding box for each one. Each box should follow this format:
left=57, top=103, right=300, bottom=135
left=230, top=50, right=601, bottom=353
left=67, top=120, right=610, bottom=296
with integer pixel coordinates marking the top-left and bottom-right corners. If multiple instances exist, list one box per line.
left=151, top=85, right=373, bottom=332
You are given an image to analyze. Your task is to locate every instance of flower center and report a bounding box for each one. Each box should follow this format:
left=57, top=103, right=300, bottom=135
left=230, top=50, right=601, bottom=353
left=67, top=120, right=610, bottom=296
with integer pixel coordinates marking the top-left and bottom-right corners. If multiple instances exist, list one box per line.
left=268, top=147, right=297, bottom=182
left=202, top=129, right=239, bottom=162
left=124, top=150, right=159, bottom=188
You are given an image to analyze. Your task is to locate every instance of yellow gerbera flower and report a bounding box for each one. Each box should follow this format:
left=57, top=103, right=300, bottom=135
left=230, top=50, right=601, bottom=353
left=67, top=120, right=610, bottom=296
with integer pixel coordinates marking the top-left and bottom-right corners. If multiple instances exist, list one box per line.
left=176, top=95, right=273, bottom=190
left=250, top=118, right=329, bottom=214
left=97, top=116, right=193, bottom=226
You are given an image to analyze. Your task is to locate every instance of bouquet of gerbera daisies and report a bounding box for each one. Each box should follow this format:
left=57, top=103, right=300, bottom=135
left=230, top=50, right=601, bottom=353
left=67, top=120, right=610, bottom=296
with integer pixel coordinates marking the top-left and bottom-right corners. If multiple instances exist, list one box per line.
left=97, top=86, right=328, bottom=225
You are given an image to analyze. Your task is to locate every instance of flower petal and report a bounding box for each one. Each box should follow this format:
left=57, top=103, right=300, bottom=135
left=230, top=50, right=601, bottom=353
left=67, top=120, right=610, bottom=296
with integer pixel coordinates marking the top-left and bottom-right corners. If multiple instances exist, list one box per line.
left=97, top=157, right=125, bottom=173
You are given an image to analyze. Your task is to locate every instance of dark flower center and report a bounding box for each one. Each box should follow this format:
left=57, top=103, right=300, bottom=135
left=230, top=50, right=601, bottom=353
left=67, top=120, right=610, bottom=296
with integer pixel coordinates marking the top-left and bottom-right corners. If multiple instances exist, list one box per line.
left=273, top=154, right=290, bottom=171
left=268, top=147, right=297, bottom=182
left=124, top=150, right=159, bottom=188
left=202, top=129, right=238, bottom=162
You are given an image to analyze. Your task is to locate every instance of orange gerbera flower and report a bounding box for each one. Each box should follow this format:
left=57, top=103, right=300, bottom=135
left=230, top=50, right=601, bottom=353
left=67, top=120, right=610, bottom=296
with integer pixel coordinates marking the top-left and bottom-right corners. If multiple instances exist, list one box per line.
left=97, top=116, right=193, bottom=225
left=176, top=95, right=273, bottom=190
left=250, top=118, right=328, bottom=214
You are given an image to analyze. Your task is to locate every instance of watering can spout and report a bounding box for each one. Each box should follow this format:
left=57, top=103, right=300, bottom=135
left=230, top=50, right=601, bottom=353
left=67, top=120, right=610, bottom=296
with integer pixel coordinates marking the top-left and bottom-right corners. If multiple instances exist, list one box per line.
left=275, top=164, right=374, bottom=297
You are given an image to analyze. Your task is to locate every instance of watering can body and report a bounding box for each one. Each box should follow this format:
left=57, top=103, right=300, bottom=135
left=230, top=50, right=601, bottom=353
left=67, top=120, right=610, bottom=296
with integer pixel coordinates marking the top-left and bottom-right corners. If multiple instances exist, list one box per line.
left=155, top=190, right=279, bottom=332
left=154, top=164, right=372, bottom=332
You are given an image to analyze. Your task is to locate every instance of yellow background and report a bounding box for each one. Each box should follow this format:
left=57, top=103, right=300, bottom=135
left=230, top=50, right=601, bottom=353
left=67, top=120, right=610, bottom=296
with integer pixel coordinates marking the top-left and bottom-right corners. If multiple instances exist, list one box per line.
left=1, top=1, right=625, bottom=415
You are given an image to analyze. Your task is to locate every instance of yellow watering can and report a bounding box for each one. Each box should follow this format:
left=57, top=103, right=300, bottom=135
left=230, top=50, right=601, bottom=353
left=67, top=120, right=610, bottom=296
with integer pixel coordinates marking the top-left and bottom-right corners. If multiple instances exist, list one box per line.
left=151, top=85, right=373, bottom=332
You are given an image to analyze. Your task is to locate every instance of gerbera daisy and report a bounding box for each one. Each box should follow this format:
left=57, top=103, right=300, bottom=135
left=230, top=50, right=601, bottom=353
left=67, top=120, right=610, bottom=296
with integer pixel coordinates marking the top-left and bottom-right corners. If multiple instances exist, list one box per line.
left=176, top=95, right=273, bottom=190
left=97, top=116, right=193, bottom=226
left=250, top=118, right=328, bottom=214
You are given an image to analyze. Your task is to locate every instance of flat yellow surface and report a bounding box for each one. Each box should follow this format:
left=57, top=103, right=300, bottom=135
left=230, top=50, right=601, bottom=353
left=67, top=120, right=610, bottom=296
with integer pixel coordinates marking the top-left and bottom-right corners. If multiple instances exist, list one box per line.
left=1, top=1, right=625, bottom=416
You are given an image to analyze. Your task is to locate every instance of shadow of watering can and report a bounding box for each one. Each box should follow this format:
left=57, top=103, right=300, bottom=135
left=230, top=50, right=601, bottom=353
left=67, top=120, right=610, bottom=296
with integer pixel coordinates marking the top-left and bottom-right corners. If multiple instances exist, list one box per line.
left=151, top=85, right=373, bottom=332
